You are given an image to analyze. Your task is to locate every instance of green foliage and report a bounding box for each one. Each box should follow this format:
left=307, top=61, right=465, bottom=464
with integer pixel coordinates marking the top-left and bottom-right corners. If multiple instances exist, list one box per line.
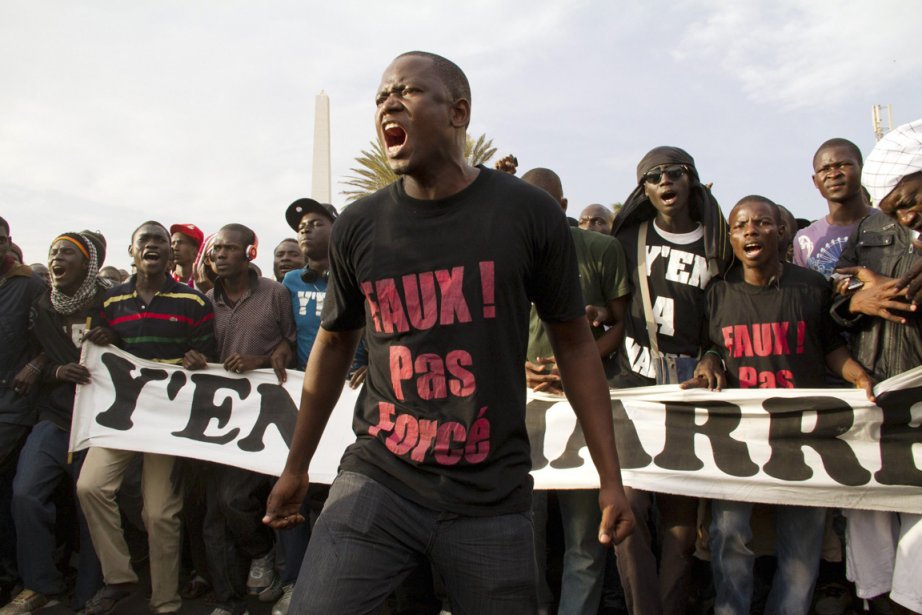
left=341, top=134, right=497, bottom=203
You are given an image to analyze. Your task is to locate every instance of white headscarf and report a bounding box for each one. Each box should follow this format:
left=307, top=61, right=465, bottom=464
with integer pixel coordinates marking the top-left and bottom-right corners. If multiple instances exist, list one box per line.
left=863, top=118, right=922, bottom=204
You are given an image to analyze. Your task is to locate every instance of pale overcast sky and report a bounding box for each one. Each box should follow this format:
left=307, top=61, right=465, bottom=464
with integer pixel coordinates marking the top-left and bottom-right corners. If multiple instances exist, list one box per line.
left=2, top=0, right=920, bottom=274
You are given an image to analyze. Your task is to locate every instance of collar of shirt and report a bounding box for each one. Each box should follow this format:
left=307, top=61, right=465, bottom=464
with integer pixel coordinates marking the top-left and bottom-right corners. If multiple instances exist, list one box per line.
left=213, top=268, right=260, bottom=307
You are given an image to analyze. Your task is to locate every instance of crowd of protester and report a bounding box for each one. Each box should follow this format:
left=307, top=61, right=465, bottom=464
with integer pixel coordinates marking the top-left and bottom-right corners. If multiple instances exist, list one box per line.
left=1, top=50, right=921, bottom=615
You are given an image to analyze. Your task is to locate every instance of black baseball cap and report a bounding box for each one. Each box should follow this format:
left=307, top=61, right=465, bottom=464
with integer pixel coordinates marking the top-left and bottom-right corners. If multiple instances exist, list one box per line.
left=285, top=198, right=338, bottom=231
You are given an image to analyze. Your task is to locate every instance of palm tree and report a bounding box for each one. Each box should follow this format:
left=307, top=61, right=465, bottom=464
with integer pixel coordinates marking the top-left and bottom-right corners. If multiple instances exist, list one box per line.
left=341, top=134, right=498, bottom=203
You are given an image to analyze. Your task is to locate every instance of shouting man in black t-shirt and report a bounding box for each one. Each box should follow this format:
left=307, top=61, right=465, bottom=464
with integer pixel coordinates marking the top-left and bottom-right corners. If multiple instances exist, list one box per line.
left=686, top=195, right=872, bottom=615
left=608, top=146, right=731, bottom=615
left=262, top=51, right=634, bottom=614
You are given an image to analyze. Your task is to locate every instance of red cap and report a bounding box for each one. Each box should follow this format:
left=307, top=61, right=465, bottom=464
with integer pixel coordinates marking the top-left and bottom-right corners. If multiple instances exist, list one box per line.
left=169, top=224, right=204, bottom=248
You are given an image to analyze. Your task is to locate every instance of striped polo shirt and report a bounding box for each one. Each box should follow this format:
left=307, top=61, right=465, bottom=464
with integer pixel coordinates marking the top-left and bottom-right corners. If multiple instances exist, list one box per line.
left=96, top=275, right=216, bottom=364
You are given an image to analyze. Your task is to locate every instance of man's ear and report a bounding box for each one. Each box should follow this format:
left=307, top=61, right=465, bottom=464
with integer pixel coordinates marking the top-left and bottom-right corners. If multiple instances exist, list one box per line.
left=450, top=98, right=471, bottom=129
left=560, top=197, right=568, bottom=213
left=811, top=174, right=820, bottom=190
left=128, top=245, right=134, bottom=257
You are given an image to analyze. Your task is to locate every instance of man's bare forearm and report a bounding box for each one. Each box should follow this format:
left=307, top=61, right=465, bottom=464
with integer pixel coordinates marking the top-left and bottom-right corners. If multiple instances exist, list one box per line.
left=547, top=317, right=624, bottom=484
left=282, top=327, right=362, bottom=475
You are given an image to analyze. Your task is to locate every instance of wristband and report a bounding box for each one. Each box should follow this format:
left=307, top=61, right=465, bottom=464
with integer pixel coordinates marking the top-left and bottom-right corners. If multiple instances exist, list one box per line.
left=25, top=362, right=41, bottom=374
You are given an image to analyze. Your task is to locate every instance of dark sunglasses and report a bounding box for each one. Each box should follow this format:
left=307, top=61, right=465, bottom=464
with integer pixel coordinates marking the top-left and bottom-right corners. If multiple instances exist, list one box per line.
left=642, top=164, right=688, bottom=185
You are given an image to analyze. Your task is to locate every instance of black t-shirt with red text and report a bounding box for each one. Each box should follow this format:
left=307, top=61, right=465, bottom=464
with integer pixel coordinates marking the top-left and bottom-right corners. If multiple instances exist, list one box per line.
left=321, top=167, right=584, bottom=516
left=706, top=262, right=844, bottom=388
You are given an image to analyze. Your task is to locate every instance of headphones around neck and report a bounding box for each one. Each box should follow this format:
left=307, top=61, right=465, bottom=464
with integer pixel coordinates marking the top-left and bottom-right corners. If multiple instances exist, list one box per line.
left=301, top=267, right=329, bottom=283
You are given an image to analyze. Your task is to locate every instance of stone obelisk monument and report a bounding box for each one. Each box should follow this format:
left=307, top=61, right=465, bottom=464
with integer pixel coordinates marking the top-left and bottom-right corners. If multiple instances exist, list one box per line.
left=312, top=91, right=332, bottom=203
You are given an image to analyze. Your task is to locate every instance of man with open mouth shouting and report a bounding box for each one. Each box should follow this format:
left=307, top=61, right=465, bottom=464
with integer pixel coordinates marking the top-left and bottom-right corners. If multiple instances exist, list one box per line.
left=3, top=231, right=108, bottom=615
left=77, top=221, right=216, bottom=615
left=685, top=195, right=872, bottom=615
left=608, top=147, right=732, bottom=615
left=263, top=51, right=635, bottom=614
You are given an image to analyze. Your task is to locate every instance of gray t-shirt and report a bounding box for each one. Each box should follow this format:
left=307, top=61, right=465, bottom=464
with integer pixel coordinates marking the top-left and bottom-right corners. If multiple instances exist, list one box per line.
left=793, top=210, right=879, bottom=278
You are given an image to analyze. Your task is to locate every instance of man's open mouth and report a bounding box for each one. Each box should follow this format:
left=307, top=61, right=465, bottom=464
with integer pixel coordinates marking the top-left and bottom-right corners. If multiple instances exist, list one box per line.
left=51, top=264, right=66, bottom=277
left=142, top=251, right=161, bottom=262
left=743, top=242, right=763, bottom=256
left=660, top=190, right=677, bottom=203
left=382, top=122, right=407, bottom=154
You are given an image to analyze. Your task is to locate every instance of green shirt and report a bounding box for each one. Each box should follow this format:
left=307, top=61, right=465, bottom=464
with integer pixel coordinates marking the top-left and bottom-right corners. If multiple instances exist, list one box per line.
left=527, top=227, right=629, bottom=362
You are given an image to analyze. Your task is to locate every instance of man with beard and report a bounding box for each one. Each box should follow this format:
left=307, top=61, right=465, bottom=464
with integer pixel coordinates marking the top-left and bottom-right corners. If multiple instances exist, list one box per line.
left=204, top=223, right=294, bottom=615
left=263, top=51, right=633, bottom=615
left=0, top=216, right=47, bottom=605
left=77, top=221, right=215, bottom=615
left=609, top=146, right=732, bottom=615
left=1, top=231, right=108, bottom=614
left=272, top=238, right=304, bottom=282
left=832, top=119, right=922, bottom=615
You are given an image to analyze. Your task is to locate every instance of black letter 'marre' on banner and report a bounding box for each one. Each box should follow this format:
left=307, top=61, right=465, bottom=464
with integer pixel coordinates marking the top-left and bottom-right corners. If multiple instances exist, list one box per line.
left=237, top=383, right=299, bottom=452
left=172, top=374, right=250, bottom=444
left=654, top=401, right=758, bottom=476
left=525, top=399, right=557, bottom=470
left=611, top=399, right=652, bottom=469
left=875, top=386, right=922, bottom=487
left=762, top=396, right=870, bottom=486
left=96, top=352, right=168, bottom=430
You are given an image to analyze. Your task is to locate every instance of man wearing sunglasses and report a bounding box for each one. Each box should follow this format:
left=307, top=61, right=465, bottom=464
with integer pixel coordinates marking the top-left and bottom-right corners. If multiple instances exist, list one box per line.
left=608, top=146, right=732, bottom=615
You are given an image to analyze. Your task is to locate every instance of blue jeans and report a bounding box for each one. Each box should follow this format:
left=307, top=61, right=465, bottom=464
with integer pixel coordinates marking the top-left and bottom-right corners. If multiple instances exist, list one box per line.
left=557, top=489, right=606, bottom=615
left=290, top=471, right=538, bottom=615
left=11, top=421, right=102, bottom=608
left=710, top=500, right=824, bottom=615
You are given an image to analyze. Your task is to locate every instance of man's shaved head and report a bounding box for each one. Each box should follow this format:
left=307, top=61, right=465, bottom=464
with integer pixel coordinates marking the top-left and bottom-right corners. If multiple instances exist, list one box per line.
left=521, top=167, right=564, bottom=206
left=579, top=203, right=614, bottom=234
left=396, top=51, right=471, bottom=104
left=813, top=138, right=863, bottom=168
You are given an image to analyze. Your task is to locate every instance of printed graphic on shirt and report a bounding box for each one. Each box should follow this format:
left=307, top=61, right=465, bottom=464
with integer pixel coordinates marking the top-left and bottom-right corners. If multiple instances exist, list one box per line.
left=720, top=320, right=807, bottom=388
left=804, top=235, right=851, bottom=278
left=297, top=289, right=324, bottom=317
left=706, top=264, right=843, bottom=390
left=69, top=321, right=87, bottom=347
left=615, top=225, right=711, bottom=384
left=362, top=261, right=495, bottom=467
left=643, top=245, right=710, bottom=290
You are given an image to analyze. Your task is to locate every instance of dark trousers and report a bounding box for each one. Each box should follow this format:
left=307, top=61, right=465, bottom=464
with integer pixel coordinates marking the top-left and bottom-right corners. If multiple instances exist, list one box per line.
left=290, top=471, right=538, bottom=615
left=12, top=421, right=103, bottom=608
left=203, top=464, right=273, bottom=608
left=0, top=423, right=30, bottom=591
left=613, top=487, right=698, bottom=615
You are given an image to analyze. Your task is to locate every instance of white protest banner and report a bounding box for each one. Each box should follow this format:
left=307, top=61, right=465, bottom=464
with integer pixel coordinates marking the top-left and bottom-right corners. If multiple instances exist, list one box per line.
left=71, top=343, right=922, bottom=513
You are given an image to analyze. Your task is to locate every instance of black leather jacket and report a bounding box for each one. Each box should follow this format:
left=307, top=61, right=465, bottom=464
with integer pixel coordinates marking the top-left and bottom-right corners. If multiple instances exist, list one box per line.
left=831, top=214, right=922, bottom=382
